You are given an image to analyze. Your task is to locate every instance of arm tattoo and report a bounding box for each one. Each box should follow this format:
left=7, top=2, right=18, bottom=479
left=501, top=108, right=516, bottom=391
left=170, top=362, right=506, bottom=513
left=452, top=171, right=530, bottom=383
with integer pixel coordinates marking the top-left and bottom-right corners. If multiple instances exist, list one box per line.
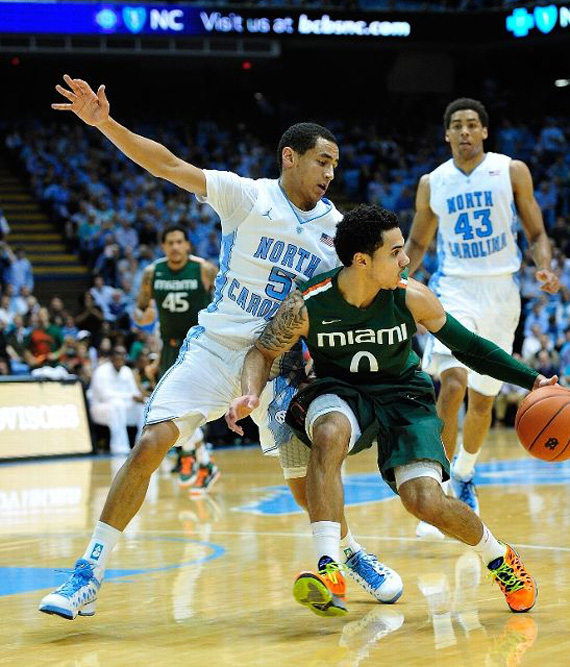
left=137, top=268, right=153, bottom=309
left=257, top=291, right=307, bottom=354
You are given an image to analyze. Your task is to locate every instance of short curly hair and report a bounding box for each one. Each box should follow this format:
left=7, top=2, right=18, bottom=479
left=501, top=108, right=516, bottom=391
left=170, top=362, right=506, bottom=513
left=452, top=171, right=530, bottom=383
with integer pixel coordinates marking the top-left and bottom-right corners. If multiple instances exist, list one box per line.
left=161, top=225, right=190, bottom=243
left=276, top=122, right=337, bottom=172
left=443, top=97, right=489, bottom=129
left=334, top=204, right=400, bottom=267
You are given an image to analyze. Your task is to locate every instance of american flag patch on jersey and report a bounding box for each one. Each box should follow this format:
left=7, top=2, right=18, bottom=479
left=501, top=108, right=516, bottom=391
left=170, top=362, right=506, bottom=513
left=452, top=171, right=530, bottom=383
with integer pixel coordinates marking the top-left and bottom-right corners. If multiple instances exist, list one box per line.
left=320, top=232, right=335, bottom=247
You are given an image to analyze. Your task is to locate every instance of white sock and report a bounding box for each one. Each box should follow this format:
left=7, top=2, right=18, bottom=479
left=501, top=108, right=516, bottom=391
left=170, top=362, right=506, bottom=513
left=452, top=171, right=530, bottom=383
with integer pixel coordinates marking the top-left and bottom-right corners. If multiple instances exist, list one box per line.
left=340, top=529, right=362, bottom=562
left=441, top=479, right=450, bottom=495
left=82, top=521, right=122, bottom=579
left=453, top=445, right=479, bottom=480
left=196, top=445, right=210, bottom=466
left=311, top=521, right=341, bottom=564
left=473, top=524, right=506, bottom=566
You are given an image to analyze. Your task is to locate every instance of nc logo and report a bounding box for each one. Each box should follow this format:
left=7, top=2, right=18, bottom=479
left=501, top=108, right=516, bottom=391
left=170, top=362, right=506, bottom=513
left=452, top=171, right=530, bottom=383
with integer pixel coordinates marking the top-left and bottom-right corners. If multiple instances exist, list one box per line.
left=123, top=7, right=147, bottom=34
left=90, top=543, right=103, bottom=560
left=274, top=411, right=287, bottom=424
left=534, top=5, right=558, bottom=34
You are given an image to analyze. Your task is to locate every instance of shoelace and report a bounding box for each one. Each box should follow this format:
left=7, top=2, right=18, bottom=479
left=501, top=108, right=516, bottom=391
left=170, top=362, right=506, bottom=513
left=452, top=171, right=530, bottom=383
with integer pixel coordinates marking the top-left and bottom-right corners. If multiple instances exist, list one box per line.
left=319, top=562, right=345, bottom=585
left=356, top=552, right=388, bottom=575
left=54, top=564, right=95, bottom=596
left=488, top=559, right=528, bottom=593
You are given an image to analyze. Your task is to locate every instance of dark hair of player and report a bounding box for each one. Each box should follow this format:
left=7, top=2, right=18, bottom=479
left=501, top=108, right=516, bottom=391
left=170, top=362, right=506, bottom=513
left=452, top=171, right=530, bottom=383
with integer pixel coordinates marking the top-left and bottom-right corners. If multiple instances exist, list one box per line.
left=161, top=225, right=190, bottom=244
left=443, top=97, right=489, bottom=129
left=276, top=122, right=338, bottom=172
left=334, top=204, right=400, bottom=267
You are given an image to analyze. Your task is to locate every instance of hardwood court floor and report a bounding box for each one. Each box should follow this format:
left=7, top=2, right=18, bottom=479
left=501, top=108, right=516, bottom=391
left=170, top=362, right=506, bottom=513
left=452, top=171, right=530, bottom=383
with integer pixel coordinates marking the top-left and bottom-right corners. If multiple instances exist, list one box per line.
left=1, top=430, right=570, bottom=666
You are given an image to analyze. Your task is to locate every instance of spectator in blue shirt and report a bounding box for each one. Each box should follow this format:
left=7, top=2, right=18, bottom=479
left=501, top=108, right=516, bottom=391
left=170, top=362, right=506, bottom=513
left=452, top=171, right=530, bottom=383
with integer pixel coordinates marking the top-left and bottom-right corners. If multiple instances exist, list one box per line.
left=8, top=246, right=34, bottom=293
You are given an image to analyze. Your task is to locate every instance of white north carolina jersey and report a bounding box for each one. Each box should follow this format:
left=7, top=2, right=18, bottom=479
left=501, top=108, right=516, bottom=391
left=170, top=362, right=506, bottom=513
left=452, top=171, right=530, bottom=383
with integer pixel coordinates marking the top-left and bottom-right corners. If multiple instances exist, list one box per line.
left=429, top=152, right=521, bottom=278
left=194, top=170, right=342, bottom=344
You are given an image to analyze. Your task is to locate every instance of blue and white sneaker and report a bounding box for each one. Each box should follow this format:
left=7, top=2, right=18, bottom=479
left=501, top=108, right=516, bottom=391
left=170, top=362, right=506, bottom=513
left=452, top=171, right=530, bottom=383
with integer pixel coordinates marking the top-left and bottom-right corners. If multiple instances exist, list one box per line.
left=345, top=550, right=403, bottom=603
left=450, top=464, right=479, bottom=515
left=38, top=559, right=100, bottom=620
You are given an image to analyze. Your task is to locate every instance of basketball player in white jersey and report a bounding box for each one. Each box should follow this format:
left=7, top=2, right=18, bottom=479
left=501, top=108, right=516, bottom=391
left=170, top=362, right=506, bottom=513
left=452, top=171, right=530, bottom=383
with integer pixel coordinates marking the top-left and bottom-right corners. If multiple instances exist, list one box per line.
left=405, top=98, right=559, bottom=539
left=39, top=75, right=402, bottom=620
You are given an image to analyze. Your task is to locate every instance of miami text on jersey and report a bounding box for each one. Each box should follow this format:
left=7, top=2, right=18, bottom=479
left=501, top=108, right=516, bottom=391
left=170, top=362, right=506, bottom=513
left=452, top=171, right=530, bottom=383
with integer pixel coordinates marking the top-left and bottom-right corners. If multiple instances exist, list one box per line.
left=317, top=323, right=409, bottom=347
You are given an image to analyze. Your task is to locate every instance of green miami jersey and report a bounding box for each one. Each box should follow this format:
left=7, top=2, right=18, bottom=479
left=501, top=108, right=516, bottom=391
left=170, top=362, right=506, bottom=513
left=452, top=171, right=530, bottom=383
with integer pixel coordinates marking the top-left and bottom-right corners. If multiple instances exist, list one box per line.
left=152, top=257, right=210, bottom=344
left=292, top=267, right=448, bottom=492
left=300, top=267, right=418, bottom=384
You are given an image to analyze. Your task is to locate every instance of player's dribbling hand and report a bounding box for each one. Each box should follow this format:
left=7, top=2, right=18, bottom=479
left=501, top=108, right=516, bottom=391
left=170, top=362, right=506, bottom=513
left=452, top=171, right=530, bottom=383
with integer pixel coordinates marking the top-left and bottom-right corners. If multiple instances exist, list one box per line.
left=225, top=395, right=260, bottom=435
left=535, top=269, right=560, bottom=295
left=52, top=74, right=110, bottom=127
left=532, top=374, right=559, bottom=391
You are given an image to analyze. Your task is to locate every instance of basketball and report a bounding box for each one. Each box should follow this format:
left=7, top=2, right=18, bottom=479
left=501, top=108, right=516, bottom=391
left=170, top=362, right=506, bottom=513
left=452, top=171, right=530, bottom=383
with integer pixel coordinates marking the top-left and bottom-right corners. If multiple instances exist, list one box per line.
left=515, top=386, right=570, bottom=462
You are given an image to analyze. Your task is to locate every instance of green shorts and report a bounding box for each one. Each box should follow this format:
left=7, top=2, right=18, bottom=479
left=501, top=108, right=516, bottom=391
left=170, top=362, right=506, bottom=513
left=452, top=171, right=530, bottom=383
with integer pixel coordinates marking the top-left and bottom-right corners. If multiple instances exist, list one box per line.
left=158, top=340, right=183, bottom=380
left=285, top=370, right=450, bottom=494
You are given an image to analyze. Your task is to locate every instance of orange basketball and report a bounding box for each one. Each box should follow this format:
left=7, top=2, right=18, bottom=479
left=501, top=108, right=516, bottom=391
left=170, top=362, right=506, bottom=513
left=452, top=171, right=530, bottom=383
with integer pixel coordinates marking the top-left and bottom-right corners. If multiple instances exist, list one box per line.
left=515, top=386, right=570, bottom=462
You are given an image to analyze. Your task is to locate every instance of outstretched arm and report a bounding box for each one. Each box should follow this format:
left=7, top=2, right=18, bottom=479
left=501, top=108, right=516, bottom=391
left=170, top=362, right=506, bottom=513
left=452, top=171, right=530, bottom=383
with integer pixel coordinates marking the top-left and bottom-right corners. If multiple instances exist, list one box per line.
left=226, top=291, right=309, bottom=435
left=52, top=75, right=206, bottom=195
left=511, top=160, right=560, bottom=295
left=405, top=278, right=558, bottom=391
left=404, top=175, right=439, bottom=275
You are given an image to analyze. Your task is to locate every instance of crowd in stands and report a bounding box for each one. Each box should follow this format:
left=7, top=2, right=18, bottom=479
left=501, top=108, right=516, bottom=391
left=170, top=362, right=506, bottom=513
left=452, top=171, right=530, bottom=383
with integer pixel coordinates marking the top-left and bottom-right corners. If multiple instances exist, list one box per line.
left=1, top=111, right=569, bottom=431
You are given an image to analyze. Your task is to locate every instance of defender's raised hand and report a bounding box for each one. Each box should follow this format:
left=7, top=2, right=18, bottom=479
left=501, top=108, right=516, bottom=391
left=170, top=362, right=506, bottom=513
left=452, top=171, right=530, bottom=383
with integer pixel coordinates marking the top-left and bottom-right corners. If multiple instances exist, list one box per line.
left=52, top=74, right=110, bottom=127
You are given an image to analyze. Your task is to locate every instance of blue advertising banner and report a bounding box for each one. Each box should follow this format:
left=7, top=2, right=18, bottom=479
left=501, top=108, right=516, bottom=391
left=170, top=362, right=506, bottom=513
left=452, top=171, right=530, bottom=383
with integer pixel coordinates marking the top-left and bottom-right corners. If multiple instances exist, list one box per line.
left=1, top=2, right=569, bottom=42
left=0, top=2, right=413, bottom=38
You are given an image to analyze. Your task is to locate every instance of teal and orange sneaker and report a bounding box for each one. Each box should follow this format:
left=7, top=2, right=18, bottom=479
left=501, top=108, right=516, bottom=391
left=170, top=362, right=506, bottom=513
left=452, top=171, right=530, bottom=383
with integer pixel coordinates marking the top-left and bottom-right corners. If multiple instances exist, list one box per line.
left=293, top=560, right=348, bottom=617
left=190, top=462, right=220, bottom=494
left=178, top=453, right=198, bottom=487
left=488, top=545, right=537, bottom=613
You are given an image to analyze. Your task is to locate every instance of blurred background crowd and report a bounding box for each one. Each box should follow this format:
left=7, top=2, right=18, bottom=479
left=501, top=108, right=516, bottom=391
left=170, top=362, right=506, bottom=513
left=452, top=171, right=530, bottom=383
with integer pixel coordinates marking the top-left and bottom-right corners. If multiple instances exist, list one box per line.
left=1, top=0, right=569, bottom=444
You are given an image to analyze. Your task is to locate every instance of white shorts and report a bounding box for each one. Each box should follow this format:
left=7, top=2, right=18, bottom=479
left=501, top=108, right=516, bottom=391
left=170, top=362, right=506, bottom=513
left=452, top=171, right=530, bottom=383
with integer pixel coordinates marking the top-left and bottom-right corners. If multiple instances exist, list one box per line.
left=423, top=274, right=521, bottom=397
left=144, top=327, right=302, bottom=454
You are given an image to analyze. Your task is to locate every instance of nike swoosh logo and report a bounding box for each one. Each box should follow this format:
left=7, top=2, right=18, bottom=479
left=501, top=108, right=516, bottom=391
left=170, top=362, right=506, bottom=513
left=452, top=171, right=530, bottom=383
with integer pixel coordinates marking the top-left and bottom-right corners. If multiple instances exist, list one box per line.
left=322, top=319, right=341, bottom=324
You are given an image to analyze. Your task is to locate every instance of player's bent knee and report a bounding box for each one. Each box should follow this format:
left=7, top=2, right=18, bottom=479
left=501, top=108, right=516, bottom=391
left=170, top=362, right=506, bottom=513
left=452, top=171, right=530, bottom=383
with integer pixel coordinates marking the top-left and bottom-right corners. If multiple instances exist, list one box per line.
left=130, top=421, right=179, bottom=472
left=311, top=415, right=350, bottom=459
left=440, top=370, right=468, bottom=402
left=399, top=477, right=443, bottom=524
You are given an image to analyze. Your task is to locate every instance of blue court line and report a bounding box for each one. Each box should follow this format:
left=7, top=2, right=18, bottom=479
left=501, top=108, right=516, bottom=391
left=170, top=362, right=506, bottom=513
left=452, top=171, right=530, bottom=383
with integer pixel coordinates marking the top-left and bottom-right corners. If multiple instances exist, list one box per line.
left=234, top=457, right=570, bottom=516
left=0, top=537, right=225, bottom=598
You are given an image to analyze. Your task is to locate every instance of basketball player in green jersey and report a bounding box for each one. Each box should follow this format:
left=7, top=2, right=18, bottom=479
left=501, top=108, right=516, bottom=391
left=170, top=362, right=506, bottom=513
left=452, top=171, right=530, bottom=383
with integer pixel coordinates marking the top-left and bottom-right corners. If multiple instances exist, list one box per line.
left=134, top=225, right=219, bottom=490
left=227, top=204, right=556, bottom=618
